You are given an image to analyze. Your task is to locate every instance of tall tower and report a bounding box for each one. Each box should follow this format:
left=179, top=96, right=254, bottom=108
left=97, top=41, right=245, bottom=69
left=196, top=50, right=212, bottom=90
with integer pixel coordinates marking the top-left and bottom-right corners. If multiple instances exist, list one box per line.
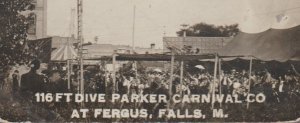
left=27, top=0, right=48, bottom=40
left=77, top=0, right=84, bottom=95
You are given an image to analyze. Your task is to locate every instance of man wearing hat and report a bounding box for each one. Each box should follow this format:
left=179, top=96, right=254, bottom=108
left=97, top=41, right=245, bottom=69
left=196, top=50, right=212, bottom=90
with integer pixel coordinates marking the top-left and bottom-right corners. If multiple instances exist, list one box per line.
left=20, top=59, right=45, bottom=99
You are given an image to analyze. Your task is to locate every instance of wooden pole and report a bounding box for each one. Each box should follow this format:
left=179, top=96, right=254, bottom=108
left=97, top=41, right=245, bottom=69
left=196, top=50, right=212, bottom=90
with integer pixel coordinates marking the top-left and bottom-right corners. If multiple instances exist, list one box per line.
left=132, top=5, right=136, bottom=52
left=115, top=61, right=119, bottom=93
left=134, top=61, right=138, bottom=78
left=77, top=64, right=80, bottom=93
left=112, top=52, right=116, bottom=94
left=218, top=58, right=222, bottom=107
left=180, top=61, right=184, bottom=96
left=70, top=60, right=73, bottom=88
left=212, top=54, right=218, bottom=109
left=67, top=60, right=71, bottom=90
left=247, top=56, right=253, bottom=109
left=80, top=57, right=84, bottom=94
left=179, top=24, right=187, bottom=96
left=168, top=51, right=175, bottom=109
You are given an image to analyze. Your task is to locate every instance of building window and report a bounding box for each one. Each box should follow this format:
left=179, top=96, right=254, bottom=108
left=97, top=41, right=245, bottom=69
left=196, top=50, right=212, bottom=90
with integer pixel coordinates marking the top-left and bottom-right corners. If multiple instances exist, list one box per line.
left=27, top=13, right=36, bottom=35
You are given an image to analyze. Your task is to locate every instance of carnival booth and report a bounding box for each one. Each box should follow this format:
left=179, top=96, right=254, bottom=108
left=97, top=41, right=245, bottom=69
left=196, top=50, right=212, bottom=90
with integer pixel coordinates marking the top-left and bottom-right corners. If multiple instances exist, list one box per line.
left=51, top=44, right=78, bottom=90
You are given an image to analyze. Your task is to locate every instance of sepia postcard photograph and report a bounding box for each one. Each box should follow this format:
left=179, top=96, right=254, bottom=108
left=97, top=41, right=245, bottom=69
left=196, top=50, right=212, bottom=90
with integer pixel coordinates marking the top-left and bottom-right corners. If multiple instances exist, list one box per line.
left=0, top=0, right=300, bottom=122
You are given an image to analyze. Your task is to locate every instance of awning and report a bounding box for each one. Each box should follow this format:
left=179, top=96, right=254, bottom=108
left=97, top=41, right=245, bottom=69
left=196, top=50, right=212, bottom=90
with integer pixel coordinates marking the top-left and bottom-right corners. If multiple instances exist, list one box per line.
left=51, top=45, right=77, bottom=61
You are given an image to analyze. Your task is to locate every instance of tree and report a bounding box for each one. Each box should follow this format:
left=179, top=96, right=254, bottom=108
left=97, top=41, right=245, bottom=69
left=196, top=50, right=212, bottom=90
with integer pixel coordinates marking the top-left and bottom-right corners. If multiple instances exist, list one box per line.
left=176, top=23, right=240, bottom=74
left=0, top=0, right=34, bottom=66
left=177, top=22, right=239, bottom=37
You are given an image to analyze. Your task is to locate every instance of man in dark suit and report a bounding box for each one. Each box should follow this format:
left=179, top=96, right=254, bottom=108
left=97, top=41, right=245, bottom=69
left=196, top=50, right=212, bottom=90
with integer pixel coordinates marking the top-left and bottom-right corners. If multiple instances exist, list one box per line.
left=20, top=60, right=65, bottom=121
left=12, top=70, right=20, bottom=97
left=20, top=59, right=45, bottom=99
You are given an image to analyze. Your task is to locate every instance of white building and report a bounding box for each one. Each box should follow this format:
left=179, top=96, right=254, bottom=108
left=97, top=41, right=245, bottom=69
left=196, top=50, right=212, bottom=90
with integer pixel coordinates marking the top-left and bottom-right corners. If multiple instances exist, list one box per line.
left=27, top=0, right=48, bottom=40
left=163, top=37, right=233, bottom=54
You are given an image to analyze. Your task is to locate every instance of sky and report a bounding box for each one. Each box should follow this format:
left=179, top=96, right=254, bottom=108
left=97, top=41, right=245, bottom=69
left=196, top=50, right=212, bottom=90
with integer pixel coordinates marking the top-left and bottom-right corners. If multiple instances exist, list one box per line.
left=47, top=0, right=300, bottom=48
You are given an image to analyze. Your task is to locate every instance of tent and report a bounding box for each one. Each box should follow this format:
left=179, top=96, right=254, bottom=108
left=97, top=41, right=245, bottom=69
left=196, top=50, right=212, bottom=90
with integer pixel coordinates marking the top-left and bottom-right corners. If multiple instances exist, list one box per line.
left=51, top=45, right=77, bottom=61
left=218, top=25, right=300, bottom=62
left=51, top=44, right=77, bottom=90
left=217, top=25, right=300, bottom=109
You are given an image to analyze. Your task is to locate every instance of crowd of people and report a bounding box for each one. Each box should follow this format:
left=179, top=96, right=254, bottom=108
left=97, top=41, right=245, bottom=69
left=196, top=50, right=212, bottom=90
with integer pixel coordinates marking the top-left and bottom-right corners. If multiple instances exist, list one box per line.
left=118, top=67, right=299, bottom=104
left=1, top=59, right=300, bottom=121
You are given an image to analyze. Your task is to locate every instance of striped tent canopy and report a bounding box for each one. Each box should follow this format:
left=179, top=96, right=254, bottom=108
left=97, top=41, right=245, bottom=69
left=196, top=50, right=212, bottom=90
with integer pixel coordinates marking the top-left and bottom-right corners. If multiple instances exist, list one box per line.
left=51, top=45, right=77, bottom=61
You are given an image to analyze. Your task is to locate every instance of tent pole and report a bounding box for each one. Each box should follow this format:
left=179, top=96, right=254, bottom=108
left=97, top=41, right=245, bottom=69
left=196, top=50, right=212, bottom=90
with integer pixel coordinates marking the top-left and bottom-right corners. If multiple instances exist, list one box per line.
left=67, top=59, right=71, bottom=90
left=112, top=52, right=116, bottom=94
left=115, top=61, right=119, bottom=93
left=104, top=61, right=108, bottom=88
left=291, top=64, right=300, bottom=76
left=168, top=51, right=175, bottom=109
left=70, top=60, right=73, bottom=86
left=77, top=63, right=80, bottom=93
left=247, top=56, right=253, bottom=109
left=135, top=61, right=138, bottom=78
left=80, top=56, right=84, bottom=94
left=212, top=54, right=218, bottom=109
left=180, top=60, right=184, bottom=96
left=218, top=58, right=222, bottom=107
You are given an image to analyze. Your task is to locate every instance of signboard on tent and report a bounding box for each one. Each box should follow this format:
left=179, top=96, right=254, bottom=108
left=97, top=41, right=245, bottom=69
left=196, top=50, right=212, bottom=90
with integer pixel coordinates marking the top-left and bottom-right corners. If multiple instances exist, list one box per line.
left=163, top=37, right=232, bottom=54
left=106, top=64, right=120, bottom=72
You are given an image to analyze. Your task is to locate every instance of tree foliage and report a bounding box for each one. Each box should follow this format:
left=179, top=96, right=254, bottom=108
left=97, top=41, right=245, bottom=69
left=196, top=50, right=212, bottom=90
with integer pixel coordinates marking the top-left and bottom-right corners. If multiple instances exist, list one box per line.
left=0, top=0, right=34, bottom=66
left=177, top=22, right=239, bottom=37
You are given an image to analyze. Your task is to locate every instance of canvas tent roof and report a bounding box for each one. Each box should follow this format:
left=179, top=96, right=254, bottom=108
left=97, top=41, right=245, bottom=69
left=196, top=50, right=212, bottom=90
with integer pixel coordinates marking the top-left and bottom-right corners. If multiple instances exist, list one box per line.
left=218, top=25, right=300, bottom=62
left=85, top=53, right=240, bottom=61
left=51, top=45, right=77, bottom=61
left=115, top=54, right=216, bottom=61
